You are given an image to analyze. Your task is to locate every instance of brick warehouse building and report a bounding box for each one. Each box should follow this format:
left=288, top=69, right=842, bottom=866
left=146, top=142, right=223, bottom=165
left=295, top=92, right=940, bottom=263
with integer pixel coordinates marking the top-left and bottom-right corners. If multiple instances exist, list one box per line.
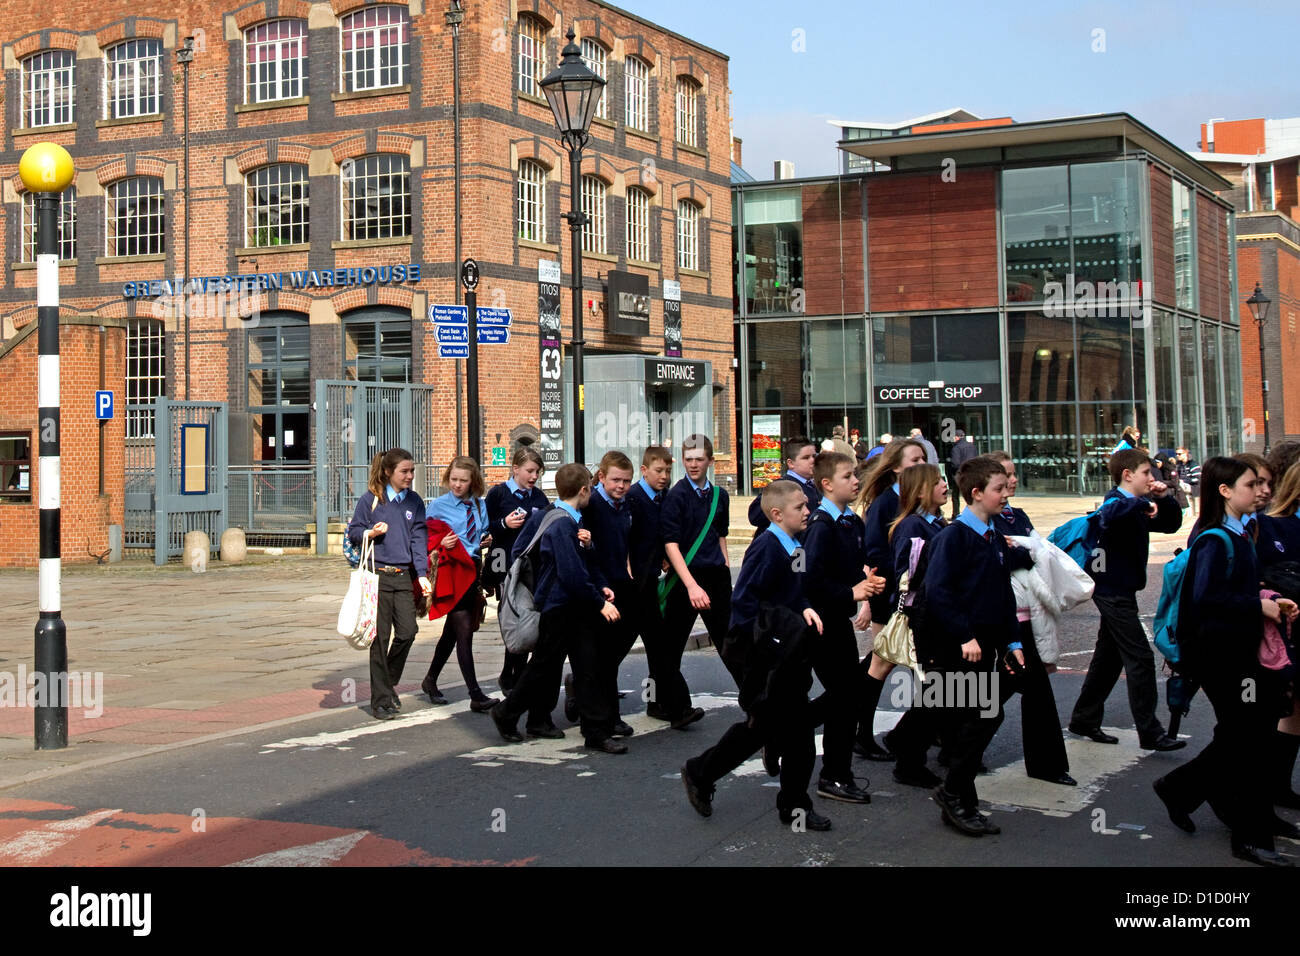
left=734, top=113, right=1243, bottom=495
left=0, top=0, right=733, bottom=562
left=1192, top=116, right=1300, bottom=453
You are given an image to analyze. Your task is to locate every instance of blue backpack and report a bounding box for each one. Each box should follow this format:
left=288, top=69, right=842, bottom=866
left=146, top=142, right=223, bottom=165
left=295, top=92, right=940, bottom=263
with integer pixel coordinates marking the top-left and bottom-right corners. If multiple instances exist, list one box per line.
left=1048, top=498, right=1118, bottom=572
left=1152, top=528, right=1234, bottom=666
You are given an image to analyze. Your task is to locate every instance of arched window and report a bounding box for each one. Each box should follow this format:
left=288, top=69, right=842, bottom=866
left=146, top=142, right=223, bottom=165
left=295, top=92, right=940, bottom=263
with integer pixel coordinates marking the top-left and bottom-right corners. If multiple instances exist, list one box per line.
left=624, top=56, right=649, bottom=131
left=21, top=51, right=75, bottom=127
left=675, top=77, right=700, bottom=148
left=341, top=155, right=410, bottom=240
left=103, top=39, right=162, bottom=119
left=517, top=160, right=547, bottom=243
left=517, top=15, right=546, bottom=96
left=677, top=199, right=700, bottom=271
left=340, top=5, right=408, bottom=92
left=245, top=20, right=308, bottom=103
left=105, top=176, right=164, bottom=257
left=21, top=187, right=76, bottom=261
left=626, top=187, right=650, bottom=262
left=581, top=176, right=607, bottom=254
left=246, top=164, right=309, bottom=247
left=580, top=38, right=608, bottom=120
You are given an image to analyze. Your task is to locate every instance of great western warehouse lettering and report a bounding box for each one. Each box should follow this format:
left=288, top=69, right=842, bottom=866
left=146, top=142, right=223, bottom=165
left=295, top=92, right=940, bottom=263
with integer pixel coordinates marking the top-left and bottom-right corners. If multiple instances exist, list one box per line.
left=122, top=264, right=422, bottom=298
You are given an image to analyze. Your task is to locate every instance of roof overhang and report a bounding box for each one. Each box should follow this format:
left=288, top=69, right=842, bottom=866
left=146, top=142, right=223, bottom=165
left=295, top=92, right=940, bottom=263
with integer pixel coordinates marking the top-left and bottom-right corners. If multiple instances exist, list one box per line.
left=838, top=112, right=1232, bottom=191
left=828, top=108, right=980, bottom=131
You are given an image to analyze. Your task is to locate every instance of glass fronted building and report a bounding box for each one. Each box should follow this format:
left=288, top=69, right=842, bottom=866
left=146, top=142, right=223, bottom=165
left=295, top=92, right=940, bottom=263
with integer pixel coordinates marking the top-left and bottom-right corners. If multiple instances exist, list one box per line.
left=733, top=113, right=1242, bottom=494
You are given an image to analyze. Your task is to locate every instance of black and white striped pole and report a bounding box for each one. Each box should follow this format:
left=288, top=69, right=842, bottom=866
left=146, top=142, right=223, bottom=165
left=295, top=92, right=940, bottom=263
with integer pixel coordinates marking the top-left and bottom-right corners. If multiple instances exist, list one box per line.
left=20, top=143, right=75, bottom=750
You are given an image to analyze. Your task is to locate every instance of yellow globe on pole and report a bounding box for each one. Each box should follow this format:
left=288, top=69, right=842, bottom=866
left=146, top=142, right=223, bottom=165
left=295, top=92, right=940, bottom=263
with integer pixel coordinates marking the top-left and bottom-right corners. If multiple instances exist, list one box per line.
left=18, top=142, right=75, bottom=194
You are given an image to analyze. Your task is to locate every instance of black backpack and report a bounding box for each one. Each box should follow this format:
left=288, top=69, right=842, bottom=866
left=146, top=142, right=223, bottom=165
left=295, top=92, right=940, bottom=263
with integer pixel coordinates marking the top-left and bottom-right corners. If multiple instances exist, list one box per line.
left=1263, top=561, right=1300, bottom=604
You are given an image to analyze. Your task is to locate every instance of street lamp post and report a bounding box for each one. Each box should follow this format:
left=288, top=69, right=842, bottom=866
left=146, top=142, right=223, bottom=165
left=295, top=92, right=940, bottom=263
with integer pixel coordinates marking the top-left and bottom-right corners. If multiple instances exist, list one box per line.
left=446, top=1, right=465, bottom=454
left=539, top=28, right=605, bottom=465
left=19, top=142, right=77, bottom=750
left=1246, top=282, right=1272, bottom=455
left=177, top=37, right=195, bottom=400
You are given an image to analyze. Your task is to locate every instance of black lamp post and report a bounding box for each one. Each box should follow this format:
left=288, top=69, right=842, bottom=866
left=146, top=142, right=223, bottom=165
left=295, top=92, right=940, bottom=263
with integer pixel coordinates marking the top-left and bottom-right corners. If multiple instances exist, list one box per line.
left=1245, top=282, right=1272, bottom=454
left=176, top=36, right=195, bottom=400
left=539, top=27, right=605, bottom=465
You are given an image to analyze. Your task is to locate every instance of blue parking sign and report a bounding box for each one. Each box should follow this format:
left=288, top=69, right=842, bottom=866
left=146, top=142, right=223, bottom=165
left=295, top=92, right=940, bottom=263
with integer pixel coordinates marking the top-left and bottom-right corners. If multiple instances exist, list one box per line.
left=95, top=390, right=114, bottom=420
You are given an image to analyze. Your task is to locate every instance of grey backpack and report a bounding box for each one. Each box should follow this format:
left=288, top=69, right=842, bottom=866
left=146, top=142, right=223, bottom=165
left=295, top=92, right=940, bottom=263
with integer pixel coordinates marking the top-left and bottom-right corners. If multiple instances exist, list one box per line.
left=498, top=509, right=570, bottom=654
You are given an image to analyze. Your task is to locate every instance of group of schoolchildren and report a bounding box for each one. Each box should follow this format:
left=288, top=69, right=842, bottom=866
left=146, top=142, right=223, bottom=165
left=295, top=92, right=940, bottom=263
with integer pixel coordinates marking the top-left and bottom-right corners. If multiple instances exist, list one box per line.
left=347, top=432, right=1300, bottom=864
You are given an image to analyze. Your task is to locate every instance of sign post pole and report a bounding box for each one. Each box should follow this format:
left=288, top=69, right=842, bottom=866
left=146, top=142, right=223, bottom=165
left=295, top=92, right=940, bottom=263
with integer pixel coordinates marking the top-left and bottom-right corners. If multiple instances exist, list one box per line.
left=462, top=259, right=481, bottom=464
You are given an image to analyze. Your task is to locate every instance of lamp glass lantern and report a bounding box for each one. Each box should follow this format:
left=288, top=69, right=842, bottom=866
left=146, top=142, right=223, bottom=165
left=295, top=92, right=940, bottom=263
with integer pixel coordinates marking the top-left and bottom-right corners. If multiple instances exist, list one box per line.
left=1245, top=282, right=1271, bottom=325
left=539, top=29, right=606, bottom=141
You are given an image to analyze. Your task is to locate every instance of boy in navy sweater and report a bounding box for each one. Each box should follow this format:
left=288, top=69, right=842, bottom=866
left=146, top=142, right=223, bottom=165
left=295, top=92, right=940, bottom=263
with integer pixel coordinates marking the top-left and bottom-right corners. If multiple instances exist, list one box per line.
left=575, top=451, right=637, bottom=749
left=1068, top=448, right=1185, bottom=752
left=803, top=451, right=884, bottom=803
left=681, top=480, right=829, bottom=829
left=913, top=456, right=1030, bottom=836
left=491, top=463, right=619, bottom=746
left=659, top=435, right=730, bottom=728
left=626, top=446, right=675, bottom=719
left=748, top=437, right=820, bottom=531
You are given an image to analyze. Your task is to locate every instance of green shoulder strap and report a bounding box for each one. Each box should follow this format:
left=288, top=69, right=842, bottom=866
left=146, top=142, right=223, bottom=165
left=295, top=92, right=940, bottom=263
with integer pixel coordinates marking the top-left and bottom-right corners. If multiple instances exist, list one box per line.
left=658, top=484, right=721, bottom=615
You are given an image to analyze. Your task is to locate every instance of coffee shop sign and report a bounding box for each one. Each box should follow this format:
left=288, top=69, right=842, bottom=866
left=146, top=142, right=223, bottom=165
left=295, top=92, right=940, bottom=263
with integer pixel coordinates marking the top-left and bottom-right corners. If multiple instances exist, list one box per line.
left=122, top=263, right=422, bottom=298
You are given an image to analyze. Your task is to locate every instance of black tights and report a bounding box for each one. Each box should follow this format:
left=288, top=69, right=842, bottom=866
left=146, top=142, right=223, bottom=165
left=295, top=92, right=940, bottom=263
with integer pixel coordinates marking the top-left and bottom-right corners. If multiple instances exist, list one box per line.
left=424, top=589, right=486, bottom=701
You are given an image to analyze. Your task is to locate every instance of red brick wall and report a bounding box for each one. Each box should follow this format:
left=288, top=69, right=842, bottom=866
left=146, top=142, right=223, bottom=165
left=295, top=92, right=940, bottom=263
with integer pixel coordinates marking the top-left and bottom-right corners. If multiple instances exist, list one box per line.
left=867, top=168, right=998, bottom=312
left=1202, top=118, right=1265, bottom=156
left=0, top=320, right=126, bottom=568
left=1150, top=166, right=1175, bottom=307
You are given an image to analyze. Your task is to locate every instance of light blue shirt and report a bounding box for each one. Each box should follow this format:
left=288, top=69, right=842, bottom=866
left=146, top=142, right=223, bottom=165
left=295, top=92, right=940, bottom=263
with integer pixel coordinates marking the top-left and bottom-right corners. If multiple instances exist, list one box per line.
left=386, top=484, right=407, bottom=503
left=1222, top=512, right=1247, bottom=536
left=427, top=492, right=487, bottom=551
left=956, top=508, right=995, bottom=538
left=892, top=481, right=900, bottom=497
left=922, top=512, right=942, bottom=525
left=818, top=498, right=849, bottom=521
left=506, top=477, right=522, bottom=495
left=766, top=523, right=800, bottom=556
left=555, top=501, right=583, bottom=526
left=786, top=471, right=813, bottom=490
left=689, top=474, right=711, bottom=494
left=1243, top=511, right=1256, bottom=528
left=1115, top=486, right=1136, bottom=499
left=595, top=484, right=621, bottom=509
left=637, top=477, right=662, bottom=501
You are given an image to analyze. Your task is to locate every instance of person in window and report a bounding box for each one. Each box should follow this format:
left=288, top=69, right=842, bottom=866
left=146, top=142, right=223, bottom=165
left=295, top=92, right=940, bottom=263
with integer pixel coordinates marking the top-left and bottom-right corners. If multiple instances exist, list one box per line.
left=1111, top=425, right=1142, bottom=456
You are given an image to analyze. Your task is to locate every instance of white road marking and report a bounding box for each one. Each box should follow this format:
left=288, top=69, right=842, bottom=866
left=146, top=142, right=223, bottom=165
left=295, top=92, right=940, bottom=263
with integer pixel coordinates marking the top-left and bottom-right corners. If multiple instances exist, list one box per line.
left=227, top=831, right=367, bottom=866
left=978, top=727, right=1149, bottom=816
left=262, top=700, right=473, bottom=751
left=0, top=808, right=121, bottom=863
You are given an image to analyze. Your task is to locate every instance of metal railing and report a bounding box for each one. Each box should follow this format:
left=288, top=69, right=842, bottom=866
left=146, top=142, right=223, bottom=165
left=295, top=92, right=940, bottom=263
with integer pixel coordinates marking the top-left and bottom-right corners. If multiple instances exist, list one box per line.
left=228, top=464, right=315, bottom=537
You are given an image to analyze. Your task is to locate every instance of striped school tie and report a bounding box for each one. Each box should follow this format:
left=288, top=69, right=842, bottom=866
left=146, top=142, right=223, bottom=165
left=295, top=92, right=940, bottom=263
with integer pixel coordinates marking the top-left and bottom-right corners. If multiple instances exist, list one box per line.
left=465, top=502, right=477, bottom=543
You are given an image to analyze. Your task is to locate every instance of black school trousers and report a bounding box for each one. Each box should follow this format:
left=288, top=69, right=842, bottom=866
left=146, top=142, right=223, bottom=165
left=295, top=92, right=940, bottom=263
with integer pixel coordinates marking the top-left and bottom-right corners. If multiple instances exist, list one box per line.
left=987, top=623, right=1070, bottom=778
left=687, top=699, right=816, bottom=813
left=1071, top=593, right=1165, bottom=742
left=807, top=615, right=860, bottom=784
left=498, top=608, right=569, bottom=731
left=932, top=669, right=1001, bottom=810
left=660, top=565, right=734, bottom=715
left=570, top=589, right=633, bottom=742
left=371, top=569, right=418, bottom=710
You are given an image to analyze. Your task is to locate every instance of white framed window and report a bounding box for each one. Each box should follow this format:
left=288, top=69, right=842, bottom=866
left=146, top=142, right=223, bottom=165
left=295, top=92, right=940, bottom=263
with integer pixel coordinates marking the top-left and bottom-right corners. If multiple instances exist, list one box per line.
left=517, top=160, right=546, bottom=243
left=246, top=164, right=309, bottom=247
left=21, top=188, right=76, bottom=262
left=677, top=200, right=700, bottom=271
left=580, top=38, right=607, bottom=120
left=340, top=5, right=408, bottom=92
left=341, top=155, right=410, bottom=240
left=21, top=51, right=75, bottom=127
left=626, top=187, right=650, bottom=262
left=103, top=39, right=162, bottom=119
left=105, top=177, right=164, bottom=257
left=517, top=15, right=546, bottom=96
left=675, top=77, right=700, bottom=148
left=245, top=20, right=308, bottom=103
left=125, top=319, right=166, bottom=439
left=581, top=176, right=607, bottom=254
left=624, top=56, right=648, bottom=131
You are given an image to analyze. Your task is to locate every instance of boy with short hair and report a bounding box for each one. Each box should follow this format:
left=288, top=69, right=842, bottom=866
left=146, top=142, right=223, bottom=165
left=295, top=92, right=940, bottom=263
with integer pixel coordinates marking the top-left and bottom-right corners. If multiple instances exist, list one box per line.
left=660, top=435, right=731, bottom=728
left=576, top=450, right=637, bottom=750
left=1068, top=448, right=1185, bottom=752
left=681, top=479, right=828, bottom=828
left=803, top=451, right=883, bottom=803
left=913, top=456, right=1029, bottom=836
left=749, top=437, right=819, bottom=530
left=491, top=463, right=619, bottom=745
left=627, top=446, right=675, bottom=719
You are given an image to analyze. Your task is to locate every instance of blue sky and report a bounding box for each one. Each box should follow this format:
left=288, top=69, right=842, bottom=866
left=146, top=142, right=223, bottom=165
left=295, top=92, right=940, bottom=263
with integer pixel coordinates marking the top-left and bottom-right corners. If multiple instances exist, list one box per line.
left=625, top=0, right=1300, bottom=178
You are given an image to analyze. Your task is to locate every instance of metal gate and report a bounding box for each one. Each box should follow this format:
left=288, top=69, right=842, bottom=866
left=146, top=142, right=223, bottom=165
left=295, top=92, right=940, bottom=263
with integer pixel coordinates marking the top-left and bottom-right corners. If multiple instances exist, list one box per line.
left=123, top=399, right=228, bottom=563
left=314, top=380, right=436, bottom=553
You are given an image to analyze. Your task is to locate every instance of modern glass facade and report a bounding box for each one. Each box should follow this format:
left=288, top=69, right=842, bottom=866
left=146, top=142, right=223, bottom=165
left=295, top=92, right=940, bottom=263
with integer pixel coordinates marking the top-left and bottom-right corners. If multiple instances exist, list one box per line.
left=734, top=153, right=1242, bottom=494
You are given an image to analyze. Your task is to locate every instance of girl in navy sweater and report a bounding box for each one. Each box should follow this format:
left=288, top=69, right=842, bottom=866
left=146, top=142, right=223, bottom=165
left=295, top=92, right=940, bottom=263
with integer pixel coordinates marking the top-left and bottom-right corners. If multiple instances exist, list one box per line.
left=851, top=438, right=925, bottom=761
left=1154, top=457, right=1298, bottom=867
left=1262, top=463, right=1300, bottom=810
left=485, top=448, right=549, bottom=692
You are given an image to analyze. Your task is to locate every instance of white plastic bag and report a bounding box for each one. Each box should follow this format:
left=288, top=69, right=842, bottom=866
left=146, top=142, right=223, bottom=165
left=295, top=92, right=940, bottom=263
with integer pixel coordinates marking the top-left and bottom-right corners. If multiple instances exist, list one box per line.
left=338, top=535, right=379, bottom=650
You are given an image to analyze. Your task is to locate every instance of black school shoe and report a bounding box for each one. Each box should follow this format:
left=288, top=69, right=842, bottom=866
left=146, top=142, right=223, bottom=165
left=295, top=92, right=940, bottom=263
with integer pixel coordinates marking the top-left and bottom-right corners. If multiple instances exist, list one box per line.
left=933, top=787, right=996, bottom=836
left=681, top=762, right=714, bottom=818
left=585, top=736, right=628, bottom=754
left=490, top=703, right=523, bottom=743
left=612, top=720, right=635, bottom=737
left=816, top=778, right=871, bottom=804
left=670, top=707, right=706, bottom=730
left=778, top=806, right=832, bottom=831
left=1152, top=775, right=1196, bottom=833
left=371, top=704, right=397, bottom=721
left=1139, top=733, right=1187, bottom=752
left=1231, top=838, right=1293, bottom=868
left=1068, top=723, right=1118, bottom=744
left=853, top=737, right=896, bottom=762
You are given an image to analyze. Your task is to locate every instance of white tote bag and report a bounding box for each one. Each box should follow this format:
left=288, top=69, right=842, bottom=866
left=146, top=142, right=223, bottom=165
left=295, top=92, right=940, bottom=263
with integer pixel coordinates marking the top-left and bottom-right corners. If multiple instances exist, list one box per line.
left=337, top=535, right=380, bottom=650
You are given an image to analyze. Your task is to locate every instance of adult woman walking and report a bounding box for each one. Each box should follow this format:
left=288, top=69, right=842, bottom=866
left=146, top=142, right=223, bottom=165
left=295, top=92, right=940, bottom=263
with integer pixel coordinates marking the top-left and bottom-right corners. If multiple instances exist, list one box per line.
left=484, top=447, right=549, bottom=692
left=422, top=456, right=497, bottom=711
left=1153, top=457, right=1298, bottom=867
left=346, top=448, right=432, bottom=721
